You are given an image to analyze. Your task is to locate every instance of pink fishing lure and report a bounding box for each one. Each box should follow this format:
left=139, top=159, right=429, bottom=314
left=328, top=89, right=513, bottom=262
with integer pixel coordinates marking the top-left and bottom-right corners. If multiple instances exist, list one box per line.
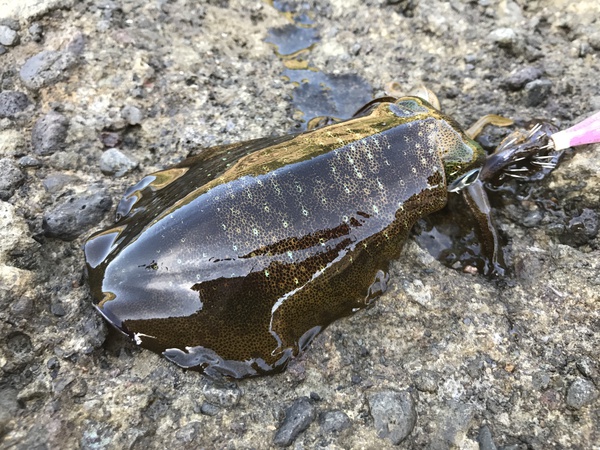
left=551, top=111, right=600, bottom=150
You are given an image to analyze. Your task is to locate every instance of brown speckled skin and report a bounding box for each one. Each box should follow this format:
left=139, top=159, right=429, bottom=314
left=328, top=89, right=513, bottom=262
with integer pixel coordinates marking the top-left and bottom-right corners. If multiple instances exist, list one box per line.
left=84, top=97, right=485, bottom=378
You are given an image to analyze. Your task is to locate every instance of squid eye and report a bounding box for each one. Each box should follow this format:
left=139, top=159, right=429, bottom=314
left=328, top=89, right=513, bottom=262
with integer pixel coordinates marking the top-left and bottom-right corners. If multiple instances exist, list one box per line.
left=447, top=168, right=480, bottom=192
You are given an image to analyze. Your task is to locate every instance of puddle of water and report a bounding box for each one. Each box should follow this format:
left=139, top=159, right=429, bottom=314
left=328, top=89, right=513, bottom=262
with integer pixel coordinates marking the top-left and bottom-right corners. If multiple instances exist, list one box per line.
left=265, top=24, right=320, bottom=56
left=283, top=70, right=373, bottom=124
left=265, top=1, right=374, bottom=129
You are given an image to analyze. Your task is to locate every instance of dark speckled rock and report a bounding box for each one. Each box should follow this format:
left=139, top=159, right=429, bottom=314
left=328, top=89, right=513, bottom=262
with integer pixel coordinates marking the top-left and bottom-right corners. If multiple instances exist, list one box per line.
left=0, top=90, right=30, bottom=118
left=524, top=79, right=552, bottom=107
left=273, top=397, right=316, bottom=447
left=319, top=410, right=351, bottom=434
left=42, top=191, right=112, bottom=241
left=566, top=378, right=599, bottom=410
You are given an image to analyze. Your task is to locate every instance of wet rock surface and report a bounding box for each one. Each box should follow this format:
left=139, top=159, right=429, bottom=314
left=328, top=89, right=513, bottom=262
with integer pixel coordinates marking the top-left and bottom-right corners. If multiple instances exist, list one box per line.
left=0, top=0, right=598, bottom=448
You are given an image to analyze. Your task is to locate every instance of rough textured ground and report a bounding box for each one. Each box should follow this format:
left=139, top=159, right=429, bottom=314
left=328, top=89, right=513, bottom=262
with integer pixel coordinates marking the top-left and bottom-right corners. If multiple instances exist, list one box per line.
left=0, top=0, right=599, bottom=449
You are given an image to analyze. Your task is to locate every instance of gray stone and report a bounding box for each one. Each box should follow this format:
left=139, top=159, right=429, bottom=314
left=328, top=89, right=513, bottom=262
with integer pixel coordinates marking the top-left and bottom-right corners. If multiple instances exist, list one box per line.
left=200, top=402, right=220, bottom=416
left=0, top=25, right=18, bottom=46
left=202, top=382, right=241, bottom=408
left=503, top=66, right=543, bottom=91
left=19, top=49, right=77, bottom=90
left=566, top=378, right=599, bottom=409
left=50, top=301, right=66, bottom=316
left=524, top=79, right=552, bottom=107
left=42, top=191, right=112, bottom=241
left=563, top=209, right=599, bottom=246
left=28, top=22, right=43, bottom=42
left=319, top=410, right=351, bottom=434
left=0, top=90, right=30, bottom=118
left=576, top=357, right=598, bottom=380
left=175, top=421, right=200, bottom=443
left=273, top=397, right=316, bottom=447
left=0, top=158, right=25, bottom=200
left=414, top=370, right=439, bottom=393
left=532, top=371, right=552, bottom=391
left=80, top=316, right=107, bottom=350
left=489, top=27, right=518, bottom=47
left=99, top=148, right=138, bottom=177
left=431, top=400, right=475, bottom=448
left=42, top=173, right=80, bottom=194
left=121, top=105, right=143, bottom=125
left=0, top=387, right=19, bottom=434
left=589, top=31, right=600, bottom=51
left=18, top=155, right=42, bottom=168
left=367, top=389, right=417, bottom=445
left=478, top=425, right=498, bottom=450
left=32, top=111, right=69, bottom=155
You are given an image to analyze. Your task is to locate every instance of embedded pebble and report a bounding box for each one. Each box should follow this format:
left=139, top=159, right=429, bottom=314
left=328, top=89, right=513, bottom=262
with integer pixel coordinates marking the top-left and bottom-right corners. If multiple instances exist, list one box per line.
left=0, top=158, right=25, bottom=200
left=525, top=79, right=552, bottom=107
left=0, top=387, right=19, bottom=431
left=42, top=191, right=112, bottom=241
left=18, top=156, right=42, bottom=168
left=200, top=402, right=220, bottom=416
left=532, top=371, right=552, bottom=391
left=42, top=173, right=80, bottom=194
left=566, top=378, right=599, bottom=409
left=0, top=129, right=28, bottom=156
left=121, top=105, right=143, bottom=125
left=576, top=357, right=598, bottom=380
left=478, top=425, right=498, bottom=450
left=99, top=148, right=138, bottom=177
left=50, top=301, right=66, bottom=316
left=81, top=316, right=108, bottom=350
left=32, top=111, right=69, bottom=155
left=28, top=23, right=43, bottom=42
left=367, top=389, right=417, bottom=445
left=0, top=91, right=31, bottom=118
left=489, top=27, right=518, bottom=47
left=0, top=25, right=18, bottom=46
left=431, top=400, right=475, bottom=447
left=563, top=208, right=599, bottom=246
left=414, top=369, right=439, bottom=393
left=20, top=50, right=76, bottom=90
left=175, top=422, right=200, bottom=443
left=319, top=410, right=351, bottom=434
left=503, top=66, right=543, bottom=91
left=202, top=382, right=241, bottom=408
left=522, top=210, right=543, bottom=228
left=273, top=397, right=316, bottom=447
left=7, top=331, right=33, bottom=356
